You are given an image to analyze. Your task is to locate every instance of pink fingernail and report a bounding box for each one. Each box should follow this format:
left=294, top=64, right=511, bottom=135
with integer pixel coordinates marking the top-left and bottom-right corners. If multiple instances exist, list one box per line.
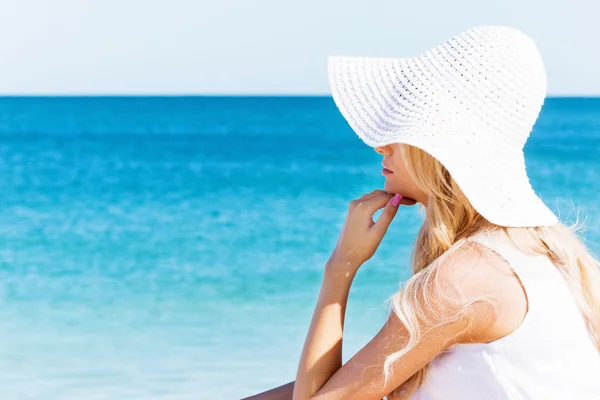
left=392, top=194, right=402, bottom=207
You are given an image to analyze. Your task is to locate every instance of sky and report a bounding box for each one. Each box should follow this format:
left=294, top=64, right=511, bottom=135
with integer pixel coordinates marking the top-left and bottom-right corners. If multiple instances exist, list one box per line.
left=0, top=0, right=597, bottom=96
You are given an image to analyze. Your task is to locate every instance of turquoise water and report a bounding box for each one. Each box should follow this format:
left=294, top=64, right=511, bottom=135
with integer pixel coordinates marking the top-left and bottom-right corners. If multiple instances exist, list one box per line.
left=0, top=96, right=598, bottom=399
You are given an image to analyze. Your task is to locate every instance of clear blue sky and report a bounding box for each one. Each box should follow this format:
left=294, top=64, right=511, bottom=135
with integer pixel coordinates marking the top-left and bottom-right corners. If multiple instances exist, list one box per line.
left=0, top=0, right=597, bottom=95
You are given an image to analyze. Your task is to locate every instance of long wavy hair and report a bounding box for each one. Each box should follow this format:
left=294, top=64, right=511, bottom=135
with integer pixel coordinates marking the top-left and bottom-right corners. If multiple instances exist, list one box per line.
left=382, top=143, right=600, bottom=399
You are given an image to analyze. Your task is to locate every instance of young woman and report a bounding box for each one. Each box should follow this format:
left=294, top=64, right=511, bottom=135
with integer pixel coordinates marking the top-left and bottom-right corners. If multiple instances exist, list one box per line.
left=244, top=26, right=600, bottom=400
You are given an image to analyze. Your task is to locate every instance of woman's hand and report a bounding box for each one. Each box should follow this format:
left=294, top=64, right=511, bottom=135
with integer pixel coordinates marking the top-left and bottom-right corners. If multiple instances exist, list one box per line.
left=331, top=190, right=412, bottom=269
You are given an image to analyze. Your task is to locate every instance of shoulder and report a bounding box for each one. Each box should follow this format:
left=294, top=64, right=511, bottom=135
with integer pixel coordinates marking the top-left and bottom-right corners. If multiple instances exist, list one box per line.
left=423, top=239, right=529, bottom=344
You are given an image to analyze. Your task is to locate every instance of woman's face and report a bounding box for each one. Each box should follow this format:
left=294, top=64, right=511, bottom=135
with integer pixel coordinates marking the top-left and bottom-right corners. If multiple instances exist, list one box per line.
left=375, top=143, right=427, bottom=206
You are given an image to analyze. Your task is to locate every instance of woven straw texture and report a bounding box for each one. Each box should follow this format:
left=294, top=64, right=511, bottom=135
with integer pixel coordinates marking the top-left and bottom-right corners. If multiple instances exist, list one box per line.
left=328, top=25, right=558, bottom=227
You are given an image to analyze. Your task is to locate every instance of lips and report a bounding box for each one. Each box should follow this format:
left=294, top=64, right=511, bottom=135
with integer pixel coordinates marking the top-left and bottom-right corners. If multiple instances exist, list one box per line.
left=381, top=163, right=393, bottom=173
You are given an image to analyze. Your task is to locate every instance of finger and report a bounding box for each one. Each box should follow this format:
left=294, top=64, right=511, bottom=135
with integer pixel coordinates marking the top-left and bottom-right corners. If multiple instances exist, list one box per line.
left=399, top=197, right=418, bottom=206
left=356, top=189, right=387, bottom=201
left=354, top=192, right=416, bottom=213
left=372, top=196, right=400, bottom=234
left=349, top=191, right=390, bottom=212
left=359, top=192, right=394, bottom=215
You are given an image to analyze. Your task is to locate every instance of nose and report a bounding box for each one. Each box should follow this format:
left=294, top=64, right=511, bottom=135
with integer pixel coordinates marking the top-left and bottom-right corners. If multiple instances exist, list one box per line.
left=374, top=145, right=391, bottom=156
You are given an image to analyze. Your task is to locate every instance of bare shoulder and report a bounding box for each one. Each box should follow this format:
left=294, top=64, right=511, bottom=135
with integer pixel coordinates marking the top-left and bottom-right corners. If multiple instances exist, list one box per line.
left=432, top=240, right=529, bottom=344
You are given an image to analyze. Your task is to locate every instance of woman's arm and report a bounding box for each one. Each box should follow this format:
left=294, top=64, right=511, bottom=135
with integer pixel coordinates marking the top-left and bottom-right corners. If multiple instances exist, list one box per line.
left=240, top=262, right=347, bottom=400
left=292, top=191, right=404, bottom=400
left=293, top=191, right=405, bottom=400
left=242, top=381, right=295, bottom=400
left=242, top=380, right=389, bottom=400
left=293, top=258, right=357, bottom=400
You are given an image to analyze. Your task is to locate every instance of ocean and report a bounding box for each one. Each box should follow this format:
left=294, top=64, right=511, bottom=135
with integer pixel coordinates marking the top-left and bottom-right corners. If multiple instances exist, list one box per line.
left=0, top=96, right=598, bottom=399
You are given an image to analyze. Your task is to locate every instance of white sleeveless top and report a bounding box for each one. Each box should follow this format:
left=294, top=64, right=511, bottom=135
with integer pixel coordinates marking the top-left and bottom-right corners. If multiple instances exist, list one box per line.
left=408, top=229, right=600, bottom=400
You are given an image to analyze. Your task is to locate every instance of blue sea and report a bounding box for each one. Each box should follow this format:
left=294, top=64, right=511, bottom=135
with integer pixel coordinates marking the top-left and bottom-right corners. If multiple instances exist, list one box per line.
left=0, top=96, right=598, bottom=400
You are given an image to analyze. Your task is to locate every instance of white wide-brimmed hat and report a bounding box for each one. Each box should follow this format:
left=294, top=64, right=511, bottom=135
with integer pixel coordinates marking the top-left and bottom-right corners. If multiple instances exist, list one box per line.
left=328, top=25, right=558, bottom=227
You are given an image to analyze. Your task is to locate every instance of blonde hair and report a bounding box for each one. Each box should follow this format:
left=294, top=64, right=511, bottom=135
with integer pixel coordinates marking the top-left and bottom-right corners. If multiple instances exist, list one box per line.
left=382, top=144, right=600, bottom=399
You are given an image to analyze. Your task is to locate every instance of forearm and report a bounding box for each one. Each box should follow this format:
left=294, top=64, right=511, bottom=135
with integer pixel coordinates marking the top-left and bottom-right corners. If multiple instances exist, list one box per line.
left=242, top=380, right=389, bottom=400
left=294, top=259, right=357, bottom=400
left=242, top=381, right=295, bottom=400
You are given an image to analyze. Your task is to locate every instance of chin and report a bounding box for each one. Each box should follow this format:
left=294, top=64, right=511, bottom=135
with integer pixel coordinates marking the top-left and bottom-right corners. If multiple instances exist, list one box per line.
left=384, top=181, right=419, bottom=204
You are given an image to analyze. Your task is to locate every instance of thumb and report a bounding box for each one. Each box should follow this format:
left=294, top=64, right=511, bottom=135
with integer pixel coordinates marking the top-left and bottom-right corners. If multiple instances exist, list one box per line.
left=373, top=194, right=401, bottom=233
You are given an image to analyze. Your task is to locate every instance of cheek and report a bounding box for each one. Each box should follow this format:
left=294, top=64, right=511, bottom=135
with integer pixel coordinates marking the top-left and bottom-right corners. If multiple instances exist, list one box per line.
left=390, top=156, right=411, bottom=184
left=386, top=170, right=412, bottom=188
